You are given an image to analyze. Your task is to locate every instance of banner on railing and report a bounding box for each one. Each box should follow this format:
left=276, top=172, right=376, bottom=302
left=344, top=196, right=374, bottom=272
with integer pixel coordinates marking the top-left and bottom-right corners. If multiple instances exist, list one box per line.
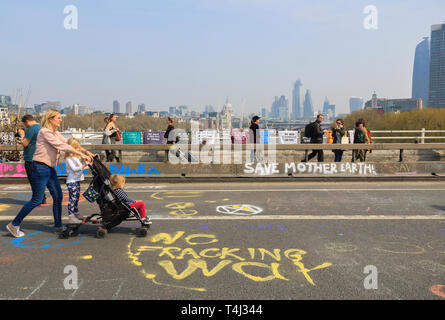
left=123, top=131, right=141, bottom=144
left=143, top=131, right=165, bottom=144
left=232, top=129, right=250, bottom=144
left=278, top=131, right=300, bottom=144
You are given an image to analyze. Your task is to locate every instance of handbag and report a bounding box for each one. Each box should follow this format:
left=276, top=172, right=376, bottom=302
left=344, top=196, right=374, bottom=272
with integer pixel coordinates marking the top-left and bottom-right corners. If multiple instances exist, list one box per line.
left=83, top=184, right=100, bottom=203
left=115, top=130, right=122, bottom=142
left=341, top=133, right=349, bottom=144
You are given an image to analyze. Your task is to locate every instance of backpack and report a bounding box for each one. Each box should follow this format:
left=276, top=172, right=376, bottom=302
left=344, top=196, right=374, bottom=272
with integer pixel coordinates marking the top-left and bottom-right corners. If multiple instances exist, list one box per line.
left=304, top=122, right=316, bottom=138
left=354, top=129, right=365, bottom=143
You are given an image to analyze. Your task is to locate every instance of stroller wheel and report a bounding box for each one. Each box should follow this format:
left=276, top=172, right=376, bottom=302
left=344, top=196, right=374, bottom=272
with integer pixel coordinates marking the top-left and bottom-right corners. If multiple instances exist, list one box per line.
left=59, top=228, right=70, bottom=239
left=136, top=227, right=148, bottom=237
left=96, top=228, right=108, bottom=239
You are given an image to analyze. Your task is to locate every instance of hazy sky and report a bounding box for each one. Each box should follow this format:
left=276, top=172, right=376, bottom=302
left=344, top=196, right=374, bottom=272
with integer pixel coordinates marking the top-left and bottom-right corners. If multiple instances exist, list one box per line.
left=1, top=0, right=444, bottom=115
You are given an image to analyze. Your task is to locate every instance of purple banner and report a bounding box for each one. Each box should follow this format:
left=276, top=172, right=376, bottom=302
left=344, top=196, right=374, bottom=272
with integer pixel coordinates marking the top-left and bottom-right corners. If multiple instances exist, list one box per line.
left=143, top=131, right=165, bottom=144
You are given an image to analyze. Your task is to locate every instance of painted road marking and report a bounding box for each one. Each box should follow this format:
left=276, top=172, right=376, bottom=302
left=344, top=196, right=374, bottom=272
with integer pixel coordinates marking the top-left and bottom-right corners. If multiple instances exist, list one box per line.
left=1, top=215, right=445, bottom=221
left=2, top=188, right=445, bottom=193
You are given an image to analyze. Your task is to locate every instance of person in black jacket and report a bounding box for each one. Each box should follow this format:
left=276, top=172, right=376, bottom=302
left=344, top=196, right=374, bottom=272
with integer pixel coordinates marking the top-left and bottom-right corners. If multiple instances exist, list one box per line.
left=249, top=116, right=260, bottom=162
left=332, top=118, right=346, bottom=162
left=164, top=117, right=175, bottom=161
left=303, top=114, right=327, bottom=162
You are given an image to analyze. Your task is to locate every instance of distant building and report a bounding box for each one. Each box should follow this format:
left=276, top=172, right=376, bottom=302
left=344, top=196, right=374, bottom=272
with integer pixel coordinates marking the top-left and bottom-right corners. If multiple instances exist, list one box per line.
left=34, top=101, right=62, bottom=114
left=349, top=97, right=364, bottom=113
left=291, top=80, right=302, bottom=120
left=412, top=37, right=430, bottom=106
left=261, top=107, right=267, bottom=119
left=322, top=97, right=335, bottom=120
left=169, top=106, right=176, bottom=115
left=205, top=105, right=215, bottom=113
left=137, top=104, right=146, bottom=113
left=126, top=101, right=132, bottom=115
left=270, top=96, right=288, bottom=120
left=0, top=95, right=12, bottom=107
left=303, top=90, right=314, bottom=118
left=364, top=92, right=422, bottom=112
left=429, top=23, right=445, bottom=108
left=220, top=97, right=233, bottom=130
left=113, top=100, right=120, bottom=114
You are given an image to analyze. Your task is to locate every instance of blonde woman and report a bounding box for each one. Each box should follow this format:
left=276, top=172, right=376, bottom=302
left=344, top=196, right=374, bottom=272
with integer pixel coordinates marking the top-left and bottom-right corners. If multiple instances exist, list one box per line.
left=65, top=138, right=91, bottom=224
left=102, top=114, right=120, bottom=162
left=6, top=110, right=93, bottom=238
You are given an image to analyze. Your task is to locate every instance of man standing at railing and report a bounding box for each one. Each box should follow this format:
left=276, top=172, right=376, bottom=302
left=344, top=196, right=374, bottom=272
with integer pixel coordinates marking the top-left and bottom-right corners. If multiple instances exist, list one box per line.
left=302, top=114, right=327, bottom=162
left=17, top=115, right=47, bottom=204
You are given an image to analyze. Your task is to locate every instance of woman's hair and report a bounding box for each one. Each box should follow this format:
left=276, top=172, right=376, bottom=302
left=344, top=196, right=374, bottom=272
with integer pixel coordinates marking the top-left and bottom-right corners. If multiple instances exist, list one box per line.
left=41, top=109, right=61, bottom=130
left=65, top=137, right=81, bottom=159
left=167, top=117, right=173, bottom=123
left=110, top=174, right=125, bottom=189
left=358, top=118, right=366, bottom=127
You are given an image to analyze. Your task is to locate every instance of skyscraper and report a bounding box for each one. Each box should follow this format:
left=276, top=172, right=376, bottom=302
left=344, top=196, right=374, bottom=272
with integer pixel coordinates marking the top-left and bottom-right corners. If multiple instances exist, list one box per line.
left=137, top=104, right=146, bottom=113
left=303, top=90, right=314, bottom=118
left=412, top=37, right=430, bottom=106
left=126, top=101, right=132, bottom=115
left=349, top=97, right=364, bottom=113
left=270, top=96, right=288, bottom=120
left=429, top=23, right=445, bottom=108
left=291, top=80, right=302, bottom=120
left=113, top=100, right=120, bottom=114
left=322, top=97, right=330, bottom=116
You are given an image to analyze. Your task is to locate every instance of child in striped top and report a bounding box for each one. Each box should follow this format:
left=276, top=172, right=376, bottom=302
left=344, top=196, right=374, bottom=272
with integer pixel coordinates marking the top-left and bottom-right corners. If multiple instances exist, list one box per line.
left=110, top=174, right=152, bottom=225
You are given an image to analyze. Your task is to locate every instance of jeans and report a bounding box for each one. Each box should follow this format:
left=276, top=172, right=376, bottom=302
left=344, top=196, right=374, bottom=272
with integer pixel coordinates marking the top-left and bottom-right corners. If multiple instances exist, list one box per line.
left=13, top=162, right=64, bottom=228
left=333, top=150, right=344, bottom=162
left=25, top=161, right=47, bottom=202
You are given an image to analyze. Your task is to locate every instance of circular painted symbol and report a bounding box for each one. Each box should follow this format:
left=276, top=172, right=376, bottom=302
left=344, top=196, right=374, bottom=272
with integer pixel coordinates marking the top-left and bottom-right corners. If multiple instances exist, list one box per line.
left=216, top=204, right=263, bottom=216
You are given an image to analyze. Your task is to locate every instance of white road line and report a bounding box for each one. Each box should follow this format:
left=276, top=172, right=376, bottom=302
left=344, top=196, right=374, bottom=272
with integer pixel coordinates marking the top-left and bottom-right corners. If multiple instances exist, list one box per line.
left=25, top=279, right=47, bottom=300
left=2, top=188, right=445, bottom=193
left=0, top=215, right=444, bottom=221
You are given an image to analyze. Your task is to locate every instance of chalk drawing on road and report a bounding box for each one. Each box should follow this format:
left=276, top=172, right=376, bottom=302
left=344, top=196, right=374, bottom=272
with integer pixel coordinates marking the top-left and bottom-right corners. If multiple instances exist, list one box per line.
left=430, top=284, right=445, bottom=298
left=127, top=231, right=333, bottom=292
left=324, top=243, right=358, bottom=253
left=151, top=191, right=203, bottom=200
left=10, top=231, right=86, bottom=249
left=216, top=204, right=263, bottom=216
left=0, top=204, right=11, bottom=212
left=165, top=202, right=198, bottom=216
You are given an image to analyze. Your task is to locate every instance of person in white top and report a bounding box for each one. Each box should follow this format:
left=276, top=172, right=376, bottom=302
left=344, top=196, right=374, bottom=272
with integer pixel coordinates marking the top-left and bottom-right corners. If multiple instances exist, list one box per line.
left=65, top=138, right=91, bottom=224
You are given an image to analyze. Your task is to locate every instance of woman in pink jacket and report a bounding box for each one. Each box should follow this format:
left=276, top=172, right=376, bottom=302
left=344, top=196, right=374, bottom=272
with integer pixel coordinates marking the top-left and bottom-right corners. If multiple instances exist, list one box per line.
left=6, top=109, right=93, bottom=238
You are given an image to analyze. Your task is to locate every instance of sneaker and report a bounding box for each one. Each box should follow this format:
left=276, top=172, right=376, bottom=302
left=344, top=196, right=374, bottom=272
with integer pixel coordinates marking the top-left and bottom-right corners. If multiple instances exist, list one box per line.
left=54, top=226, right=67, bottom=234
left=6, top=223, right=25, bottom=238
left=74, top=213, right=83, bottom=220
left=68, top=215, right=83, bottom=224
left=142, top=217, right=153, bottom=225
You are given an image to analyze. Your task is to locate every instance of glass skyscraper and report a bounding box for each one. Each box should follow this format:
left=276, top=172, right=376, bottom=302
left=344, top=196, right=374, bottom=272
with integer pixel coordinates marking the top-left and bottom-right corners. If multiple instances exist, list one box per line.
left=349, top=97, right=363, bottom=113
left=291, top=80, right=302, bottom=120
left=412, top=37, right=430, bottom=106
left=303, top=90, right=314, bottom=118
left=429, top=24, right=445, bottom=108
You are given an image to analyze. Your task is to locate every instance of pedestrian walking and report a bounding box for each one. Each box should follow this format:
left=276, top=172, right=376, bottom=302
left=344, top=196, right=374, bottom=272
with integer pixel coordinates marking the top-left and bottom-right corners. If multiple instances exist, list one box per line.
left=332, top=118, right=346, bottom=162
left=164, top=117, right=176, bottom=161
left=303, top=114, right=327, bottom=162
left=358, top=118, right=372, bottom=160
left=102, top=114, right=120, bottom=162
left=17, top=114, right=47, bottom=204
left=65, top=138, right=92, bottom=224
left=354, top=121, right=366, bottom=162
left=249, top=116, right=260, bottom=162
left=6, top=109, right=93, bottom=238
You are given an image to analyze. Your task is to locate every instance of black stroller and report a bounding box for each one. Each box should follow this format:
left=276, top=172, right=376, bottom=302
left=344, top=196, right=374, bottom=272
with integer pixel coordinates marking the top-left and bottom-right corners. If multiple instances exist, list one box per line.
left=60, top=156, right=151, bottom=239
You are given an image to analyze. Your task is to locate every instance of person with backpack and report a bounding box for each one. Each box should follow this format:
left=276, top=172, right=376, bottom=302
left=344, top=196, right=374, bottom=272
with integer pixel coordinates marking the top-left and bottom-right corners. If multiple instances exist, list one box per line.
left=302, top=114, right=327, bottom=162
left=354, top=121, right=366, bottom=162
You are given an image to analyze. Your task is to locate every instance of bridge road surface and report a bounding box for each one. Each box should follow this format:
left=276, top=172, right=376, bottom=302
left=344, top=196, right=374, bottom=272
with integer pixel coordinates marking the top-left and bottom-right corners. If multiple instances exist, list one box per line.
left=1, top=181, right=445, bottom=300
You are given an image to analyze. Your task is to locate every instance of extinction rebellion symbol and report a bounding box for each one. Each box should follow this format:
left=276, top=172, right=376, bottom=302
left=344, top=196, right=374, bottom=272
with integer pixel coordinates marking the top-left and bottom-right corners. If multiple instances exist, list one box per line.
left=216, top=204, right=263, bottom=216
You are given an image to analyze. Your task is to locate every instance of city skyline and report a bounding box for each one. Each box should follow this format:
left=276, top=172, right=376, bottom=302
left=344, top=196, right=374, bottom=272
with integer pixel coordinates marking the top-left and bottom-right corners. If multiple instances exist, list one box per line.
left=1, top=1, right=445, bottom=114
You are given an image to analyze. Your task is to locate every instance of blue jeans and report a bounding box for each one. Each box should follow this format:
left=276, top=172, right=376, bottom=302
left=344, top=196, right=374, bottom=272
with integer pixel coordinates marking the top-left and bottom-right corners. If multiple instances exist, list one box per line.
left=12, top=162, right=63, bottom=228
left=334, top=150, right=344, bottom=162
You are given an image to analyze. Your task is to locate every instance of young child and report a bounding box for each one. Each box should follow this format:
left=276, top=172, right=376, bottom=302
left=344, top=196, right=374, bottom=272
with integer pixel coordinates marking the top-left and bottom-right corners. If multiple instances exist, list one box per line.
left=110, top=174, right=152, bottom=224
left=65, top=138, right=91, bottom=224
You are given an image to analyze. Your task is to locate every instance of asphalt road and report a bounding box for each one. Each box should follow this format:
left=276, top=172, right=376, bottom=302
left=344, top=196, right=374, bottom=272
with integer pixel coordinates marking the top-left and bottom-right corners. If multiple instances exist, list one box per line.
left=1, top=181, right=445, bottom=300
